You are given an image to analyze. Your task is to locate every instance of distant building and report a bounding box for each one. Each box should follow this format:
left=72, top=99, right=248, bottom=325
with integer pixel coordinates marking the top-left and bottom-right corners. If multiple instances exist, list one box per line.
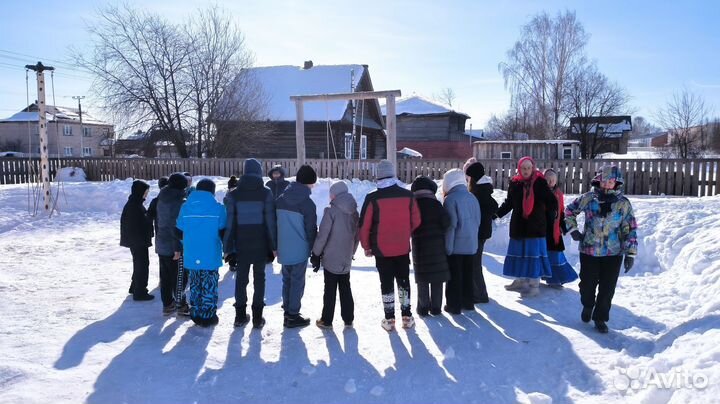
left=473, top=140, right=581, bottom=160
left=381, top=95, right=472, bottom=159
left=0, top=103, right=113, bottom=157
left=214, top=62, right=386, bottom=159
left=568, top=115, right=632, bottom=155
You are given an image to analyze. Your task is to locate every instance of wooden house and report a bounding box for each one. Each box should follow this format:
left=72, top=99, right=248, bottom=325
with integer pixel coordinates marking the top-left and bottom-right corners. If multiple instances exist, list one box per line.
left=381, top=96, right=472, bottom=159
left=568, top=116, right=632, bottom=155
left=213, top=62, right=386, bottom=159
left=473, top=140, right=581, bottom=160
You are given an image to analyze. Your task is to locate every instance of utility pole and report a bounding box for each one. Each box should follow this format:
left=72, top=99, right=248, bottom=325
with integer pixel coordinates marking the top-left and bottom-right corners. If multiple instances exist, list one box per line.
left=25, top=62, right=54, bottom=213
left=72, top=96, right=86, bottom=157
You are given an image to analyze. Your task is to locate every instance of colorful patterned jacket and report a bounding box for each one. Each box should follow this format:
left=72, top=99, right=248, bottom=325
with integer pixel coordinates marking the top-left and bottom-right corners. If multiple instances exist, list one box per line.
left=564, top=188, right=638, bottom=257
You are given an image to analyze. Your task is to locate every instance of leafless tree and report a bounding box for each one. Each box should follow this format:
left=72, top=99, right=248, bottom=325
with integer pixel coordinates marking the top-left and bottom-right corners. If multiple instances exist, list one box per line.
left=434, top=87, right=456, bottom=107
left=709, top=119, right=720, bottom=153
left=657, top=89, right=710, bottom=158
left=207, top=70, right=273, bottom=157
left=564, top=63, right=631, bottom=158
left=76, top=4, right=264, bottom=158
left=499, top=11, right=589, bottom=139
left=631, top=116, right=660, bottom=138
left=183, top=6, right=256, bottom=157
left=76, top=5, right=192, bottom=156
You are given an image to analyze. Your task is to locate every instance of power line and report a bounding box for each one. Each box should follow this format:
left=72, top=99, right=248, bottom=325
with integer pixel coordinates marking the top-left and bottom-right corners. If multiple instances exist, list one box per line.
left=0, top=49, right=89, bottom=73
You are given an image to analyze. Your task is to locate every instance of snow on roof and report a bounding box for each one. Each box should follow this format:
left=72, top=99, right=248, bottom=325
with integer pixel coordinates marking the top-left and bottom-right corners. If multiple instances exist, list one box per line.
left=476, top=140, right=581, bottom=145
left=397, top=147, right=423, bottom=157
left=464, top=129, right=486, bottom=139
left=381, top=95, right=470, bottom=118
left=0, top=104, right=111, bottom=126
left=570, top=116, right=632, bottom=137
left=246, top=64, right=366, bottom=122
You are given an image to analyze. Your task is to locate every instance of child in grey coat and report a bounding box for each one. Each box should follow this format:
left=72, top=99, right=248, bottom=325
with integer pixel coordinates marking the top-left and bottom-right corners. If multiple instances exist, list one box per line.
left=311, top=181, right=359, bottom=328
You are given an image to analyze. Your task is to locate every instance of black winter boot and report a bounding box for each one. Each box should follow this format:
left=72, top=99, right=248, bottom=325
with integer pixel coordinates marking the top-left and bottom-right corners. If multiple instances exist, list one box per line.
left=252, top=306, right=265, bottom=329
left=594, top=320, right=609, bottom=334
left=581, top=307, right=593, bottom=323
left=234, top=305, right=249, bottom=327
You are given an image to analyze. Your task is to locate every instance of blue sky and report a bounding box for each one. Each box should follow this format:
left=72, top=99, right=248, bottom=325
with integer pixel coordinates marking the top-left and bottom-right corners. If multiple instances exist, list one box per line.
left=0, top=0, right=718, bottom=129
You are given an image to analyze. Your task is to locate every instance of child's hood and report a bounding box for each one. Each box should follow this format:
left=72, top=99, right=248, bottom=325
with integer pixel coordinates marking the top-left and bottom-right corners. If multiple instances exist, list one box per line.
left=330, top=192, right=357, bottom=215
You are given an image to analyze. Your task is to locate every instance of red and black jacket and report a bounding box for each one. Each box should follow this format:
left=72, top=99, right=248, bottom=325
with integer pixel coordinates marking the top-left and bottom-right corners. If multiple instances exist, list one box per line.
left=359, top=184, right=421, bottom=258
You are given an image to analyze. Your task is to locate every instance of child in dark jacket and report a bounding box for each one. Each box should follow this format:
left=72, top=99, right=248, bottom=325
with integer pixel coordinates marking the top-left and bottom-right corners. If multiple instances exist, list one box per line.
left=176, top=179, right=226, bottom=326
left=266, top=165, right=290, bottom=199
left=120, top=179, right=154, bottom=301
left=224, top=160, right=277, bottom=328
left=155, top=173, right=190, bottom=316
left=146, top=176, right=169, bottom=239
left=410, top=176, right=450, bottom=317
left=541, top=169, right=578, bottom=288
left=276, top=165, right=318, bottom=328
left=225, top=175, right=239, bottom=273
left=465, top=162, right=498, bottom=303
left=311, top=181, right=359, bottom=329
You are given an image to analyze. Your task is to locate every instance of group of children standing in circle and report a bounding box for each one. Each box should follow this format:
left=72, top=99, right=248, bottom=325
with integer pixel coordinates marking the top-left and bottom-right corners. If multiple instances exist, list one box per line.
left=120, top=155, right=637, bottom=335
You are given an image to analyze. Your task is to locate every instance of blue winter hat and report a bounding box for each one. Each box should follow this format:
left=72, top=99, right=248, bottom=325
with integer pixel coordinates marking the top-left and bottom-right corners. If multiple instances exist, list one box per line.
left=244, top=158, right=263, bottom=178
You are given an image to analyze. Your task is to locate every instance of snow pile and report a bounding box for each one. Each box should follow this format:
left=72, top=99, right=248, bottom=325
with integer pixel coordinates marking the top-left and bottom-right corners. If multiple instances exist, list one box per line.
left=55, top=167, right=87, bottom=183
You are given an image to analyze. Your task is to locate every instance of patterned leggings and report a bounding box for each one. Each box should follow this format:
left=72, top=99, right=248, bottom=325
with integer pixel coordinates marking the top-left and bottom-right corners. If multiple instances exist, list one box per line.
left=188, top=270, right=220, bottom=319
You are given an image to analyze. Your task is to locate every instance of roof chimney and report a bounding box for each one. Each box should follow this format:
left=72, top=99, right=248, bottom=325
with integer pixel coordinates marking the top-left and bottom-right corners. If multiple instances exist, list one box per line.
left=303, top=60, right=313, bottom=70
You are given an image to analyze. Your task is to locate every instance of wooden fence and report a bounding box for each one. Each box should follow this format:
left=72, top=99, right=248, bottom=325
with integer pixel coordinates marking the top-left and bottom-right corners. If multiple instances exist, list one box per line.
left=1, top=157, right=719, bottom=197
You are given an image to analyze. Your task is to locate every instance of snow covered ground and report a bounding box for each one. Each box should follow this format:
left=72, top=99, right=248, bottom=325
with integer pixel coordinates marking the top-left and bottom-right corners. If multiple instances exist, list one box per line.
left=0, top=177, right=718, bottom=404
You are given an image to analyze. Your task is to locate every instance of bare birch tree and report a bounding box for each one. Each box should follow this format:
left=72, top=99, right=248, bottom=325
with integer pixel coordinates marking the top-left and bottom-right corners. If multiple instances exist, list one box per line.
left=657, top=89, right=709, bottom=158
left=564, top=63, right=630, bottom=158
left=499, top=11, right=589, bottom=139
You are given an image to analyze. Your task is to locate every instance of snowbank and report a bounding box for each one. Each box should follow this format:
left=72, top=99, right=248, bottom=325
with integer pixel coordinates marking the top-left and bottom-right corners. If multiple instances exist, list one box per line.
left=55, top=167, right=87, bottom=182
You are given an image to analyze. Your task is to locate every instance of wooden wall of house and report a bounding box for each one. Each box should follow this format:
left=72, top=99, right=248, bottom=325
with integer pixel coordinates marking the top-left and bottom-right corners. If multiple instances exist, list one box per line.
left=215, top=121, right=385, bottom=159
left=474, top=143, right=580, bottom=161
left=396, top=114, right=467, bottom=142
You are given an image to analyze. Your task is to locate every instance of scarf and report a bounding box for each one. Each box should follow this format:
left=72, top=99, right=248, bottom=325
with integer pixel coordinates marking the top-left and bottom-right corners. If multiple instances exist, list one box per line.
left=551, top=186, right=564, bottom=244
left=596, top=188, right=619, bottom=218
left=511, top=156, right=543, bottom=219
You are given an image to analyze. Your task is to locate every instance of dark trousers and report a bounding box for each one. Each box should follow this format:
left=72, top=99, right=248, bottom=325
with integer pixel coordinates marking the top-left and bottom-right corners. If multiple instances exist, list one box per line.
left=417, top=282, right=443, bottom=312
left=321, top=270, right=354, bottom=324
left=579, top=254, right=622, bottom=322
left=446, top=254, right=475, bottom=311
left=472, top=239, right=489, bottom=301
left=375, top=255, right=411, bottom=319
left=130, top=247, right=149, bottom=297
left=158, top=255, right=187, bottom=307
left=234, top=260, right=266, bottom=310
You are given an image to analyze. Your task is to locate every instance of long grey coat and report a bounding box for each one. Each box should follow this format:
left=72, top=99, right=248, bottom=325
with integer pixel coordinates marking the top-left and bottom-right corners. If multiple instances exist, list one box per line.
left=311, top=192, right=359, bottom=275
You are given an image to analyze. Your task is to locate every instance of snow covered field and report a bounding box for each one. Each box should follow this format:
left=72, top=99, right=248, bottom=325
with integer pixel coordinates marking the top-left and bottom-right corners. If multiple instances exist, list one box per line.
left=0, top=177, right=718, bottom=404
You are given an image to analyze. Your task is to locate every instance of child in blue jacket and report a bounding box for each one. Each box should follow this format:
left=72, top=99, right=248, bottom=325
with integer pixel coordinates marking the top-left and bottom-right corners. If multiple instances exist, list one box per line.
left=176, top=179, right=227, bottom=327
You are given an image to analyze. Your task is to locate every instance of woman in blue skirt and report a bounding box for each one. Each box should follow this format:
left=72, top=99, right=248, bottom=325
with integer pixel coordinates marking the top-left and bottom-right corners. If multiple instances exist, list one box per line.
left=541, top=169, right=578, bottom=288
left=496, top=157, right=558, bottom=297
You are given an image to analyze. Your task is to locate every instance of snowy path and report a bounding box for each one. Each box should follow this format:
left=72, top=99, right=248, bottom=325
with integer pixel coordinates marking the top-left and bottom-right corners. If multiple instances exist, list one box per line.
left=0, top=180, right=718, bottom=404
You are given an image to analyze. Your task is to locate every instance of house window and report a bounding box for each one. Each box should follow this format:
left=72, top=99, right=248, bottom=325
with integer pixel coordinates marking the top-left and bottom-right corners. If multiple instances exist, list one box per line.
left=63, top=125, right=73, bottom=136
left=83, top=127, right=92, bottom=137
left=360, top=135, right=368, bottom=160
left=64, top=147, right=73, bottom=156
left=344, top=133, right=354, bottom=160
left=500, top=151, right=512, bottom=159
left=563, top=147, right=573, bottom=159
left=83, top=147, right=92, bottom=156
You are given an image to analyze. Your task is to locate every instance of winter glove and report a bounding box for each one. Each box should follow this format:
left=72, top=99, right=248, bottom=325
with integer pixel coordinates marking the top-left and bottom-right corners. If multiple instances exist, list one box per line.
left=267, top=250, right=275, bottom=264
left=570, top=230, right=584, bottom=242
left=224, top=253, right=237, bottom=267
left=310, top=253, right=321, bottom=272
left=624, top=256, right=634, bottom=273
